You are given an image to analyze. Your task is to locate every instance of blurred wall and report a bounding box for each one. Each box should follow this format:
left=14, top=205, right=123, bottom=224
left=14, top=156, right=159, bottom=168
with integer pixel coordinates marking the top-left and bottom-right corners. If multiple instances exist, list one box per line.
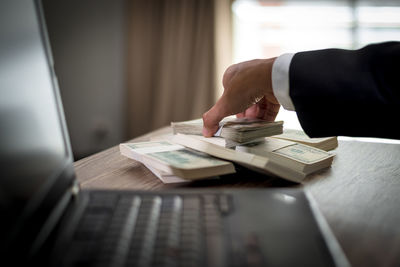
left=42, top=0, right=128, bottom=160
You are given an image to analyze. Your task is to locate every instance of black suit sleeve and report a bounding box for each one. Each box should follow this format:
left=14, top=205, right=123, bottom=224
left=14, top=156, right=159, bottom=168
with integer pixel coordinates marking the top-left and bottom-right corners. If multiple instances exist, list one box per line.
left=289, top=41, right=400, bottom=139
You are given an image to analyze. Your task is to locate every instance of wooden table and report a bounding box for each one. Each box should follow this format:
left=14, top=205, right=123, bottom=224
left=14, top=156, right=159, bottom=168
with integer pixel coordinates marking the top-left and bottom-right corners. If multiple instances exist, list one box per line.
left=74, top=127, right=400, bottom=267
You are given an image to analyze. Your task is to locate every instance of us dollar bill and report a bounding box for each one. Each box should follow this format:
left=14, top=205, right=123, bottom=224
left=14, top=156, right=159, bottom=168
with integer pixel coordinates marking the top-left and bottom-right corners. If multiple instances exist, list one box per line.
left=171, top=117, right=283, bottom=143
left=120, top=141, right=235, bottom=180
left=272, top=143, right=332, bottom=164
left=126, top=141, right=229, bottom=169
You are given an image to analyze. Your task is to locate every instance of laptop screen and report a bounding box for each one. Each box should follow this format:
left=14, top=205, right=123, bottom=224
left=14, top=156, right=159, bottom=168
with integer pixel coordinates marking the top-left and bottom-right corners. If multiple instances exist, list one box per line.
left=0, top=0, right=74, bottom=243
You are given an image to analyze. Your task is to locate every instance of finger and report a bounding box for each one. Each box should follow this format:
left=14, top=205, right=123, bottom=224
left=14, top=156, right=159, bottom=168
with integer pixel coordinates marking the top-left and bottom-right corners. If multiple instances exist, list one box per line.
left=262, top=102, right=280, bottom=121
left=202, top=100, right=227, bottom=137
left=251, top=97, right=280, bottom=121
left=203, top=88, right=256, bottom=136
left=243, top=104, right=259, bottom=118
left=255, top=97, right=268, bottom=119
left=236, top=112, right=245, bottom=118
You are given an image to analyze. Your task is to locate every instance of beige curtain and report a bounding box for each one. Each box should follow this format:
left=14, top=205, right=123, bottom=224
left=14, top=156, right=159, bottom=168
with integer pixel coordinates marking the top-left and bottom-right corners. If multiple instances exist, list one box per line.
left=126, top=0, right=219, bottom=138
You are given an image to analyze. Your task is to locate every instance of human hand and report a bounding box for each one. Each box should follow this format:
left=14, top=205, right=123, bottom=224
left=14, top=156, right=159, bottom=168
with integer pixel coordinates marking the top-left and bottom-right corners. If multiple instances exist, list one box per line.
left=202, top=58, right=280, bottom=137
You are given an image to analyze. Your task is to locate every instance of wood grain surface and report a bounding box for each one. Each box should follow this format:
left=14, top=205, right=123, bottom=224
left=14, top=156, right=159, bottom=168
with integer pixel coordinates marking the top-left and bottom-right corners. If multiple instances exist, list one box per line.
left=74, top=126, right=400, bottom=267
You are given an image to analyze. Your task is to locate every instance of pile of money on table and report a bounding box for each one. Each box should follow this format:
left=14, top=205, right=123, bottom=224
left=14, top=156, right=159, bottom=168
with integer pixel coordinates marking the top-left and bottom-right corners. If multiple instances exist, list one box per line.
left=120, top=117, right=337, bottom=183
left=171, top=117, right=283, bottom=146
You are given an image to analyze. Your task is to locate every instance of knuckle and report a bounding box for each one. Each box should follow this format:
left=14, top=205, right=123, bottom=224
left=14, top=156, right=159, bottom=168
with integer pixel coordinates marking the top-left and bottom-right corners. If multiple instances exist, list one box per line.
left=202, top=112, right=210, bottom=126
left=222, top=64, right=238, bottom=88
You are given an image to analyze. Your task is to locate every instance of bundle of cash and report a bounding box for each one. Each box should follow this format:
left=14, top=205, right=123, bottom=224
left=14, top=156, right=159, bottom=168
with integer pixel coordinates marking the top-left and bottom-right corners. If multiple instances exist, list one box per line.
left=142, top=164, right=190, bottom=183
left=236, top=137, right=334, bottom=175
left=171, top=134, right=334, bottom=183
left=120, top=119, right=335, bottom=184
left=272, top=129, right=338, bottom=151
left=192, top=136, right=266, bottom=148
left=171, top=117, right=283, bottom=144
left=120, top=141, right=235, bottom=182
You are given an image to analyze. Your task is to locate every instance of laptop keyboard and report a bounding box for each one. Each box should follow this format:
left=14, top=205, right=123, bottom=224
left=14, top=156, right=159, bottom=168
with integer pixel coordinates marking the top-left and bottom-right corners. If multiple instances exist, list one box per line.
left=63, top=192, right=232, bottom=267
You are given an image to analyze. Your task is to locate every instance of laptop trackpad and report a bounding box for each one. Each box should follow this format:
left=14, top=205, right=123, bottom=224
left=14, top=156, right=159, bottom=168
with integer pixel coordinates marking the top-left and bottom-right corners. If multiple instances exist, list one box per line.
left=226, top=189, right=336, bottom=267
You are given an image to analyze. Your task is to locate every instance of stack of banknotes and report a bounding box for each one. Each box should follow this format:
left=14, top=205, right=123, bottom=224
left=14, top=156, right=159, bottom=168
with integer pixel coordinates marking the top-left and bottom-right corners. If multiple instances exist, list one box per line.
left=271, top=129, right=338, bottom=151
left=120, top=118, right=337, bottom=184
left=171, top=117, right=283, bottom=146
left=171, top=134, right=334, bottom=183
left=120, top=141, right=235, bottom=183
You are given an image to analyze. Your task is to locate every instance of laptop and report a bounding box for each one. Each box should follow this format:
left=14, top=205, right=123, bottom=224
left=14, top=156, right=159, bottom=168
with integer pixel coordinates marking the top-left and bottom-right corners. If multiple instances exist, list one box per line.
left=0, top=1, right=350, bottom=266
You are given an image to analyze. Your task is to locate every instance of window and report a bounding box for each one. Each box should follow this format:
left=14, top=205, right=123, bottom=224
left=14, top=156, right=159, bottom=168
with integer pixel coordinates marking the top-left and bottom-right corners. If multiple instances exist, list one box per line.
left=232, top=0, right=400, bottom=130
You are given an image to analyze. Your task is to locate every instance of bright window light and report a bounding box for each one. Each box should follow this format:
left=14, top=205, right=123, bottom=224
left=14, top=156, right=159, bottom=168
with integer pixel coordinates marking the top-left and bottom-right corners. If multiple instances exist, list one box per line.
left=232, top=0, right=400, bottom=131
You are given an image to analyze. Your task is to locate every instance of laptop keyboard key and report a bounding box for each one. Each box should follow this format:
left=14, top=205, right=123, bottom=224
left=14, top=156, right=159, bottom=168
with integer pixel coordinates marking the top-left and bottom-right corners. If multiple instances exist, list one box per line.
left=65, top=192, right=232, bottom=267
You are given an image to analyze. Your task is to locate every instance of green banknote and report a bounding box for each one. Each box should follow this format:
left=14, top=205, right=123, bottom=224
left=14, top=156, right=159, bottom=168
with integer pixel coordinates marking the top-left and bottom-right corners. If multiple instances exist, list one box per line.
left=149, top=149, right=227, bottom=169
left=128, top=141, right=171, bottom=149
left=126, top=141, right=228, bottom=169
left=273, top=144, right=331, bottom=164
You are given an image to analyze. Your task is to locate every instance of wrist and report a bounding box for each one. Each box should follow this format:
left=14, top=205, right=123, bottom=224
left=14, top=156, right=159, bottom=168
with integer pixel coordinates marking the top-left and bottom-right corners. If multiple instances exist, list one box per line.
left=262, top=57, right=278, bottom=104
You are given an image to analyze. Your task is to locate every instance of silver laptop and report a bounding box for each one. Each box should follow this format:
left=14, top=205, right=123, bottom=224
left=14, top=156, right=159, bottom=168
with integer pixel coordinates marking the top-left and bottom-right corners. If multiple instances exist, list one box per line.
left=0, top=1, right=350, bottom=266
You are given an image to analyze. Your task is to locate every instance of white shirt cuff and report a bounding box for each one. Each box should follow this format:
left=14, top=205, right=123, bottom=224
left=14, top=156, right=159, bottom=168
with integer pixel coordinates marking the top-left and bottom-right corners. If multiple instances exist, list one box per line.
left=271, top=53, right=295, bottom=111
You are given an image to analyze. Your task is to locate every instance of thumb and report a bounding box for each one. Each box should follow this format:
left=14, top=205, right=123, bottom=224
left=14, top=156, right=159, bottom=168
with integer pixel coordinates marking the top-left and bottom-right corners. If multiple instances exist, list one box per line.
left=202, top=101, right=227, bottom=137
